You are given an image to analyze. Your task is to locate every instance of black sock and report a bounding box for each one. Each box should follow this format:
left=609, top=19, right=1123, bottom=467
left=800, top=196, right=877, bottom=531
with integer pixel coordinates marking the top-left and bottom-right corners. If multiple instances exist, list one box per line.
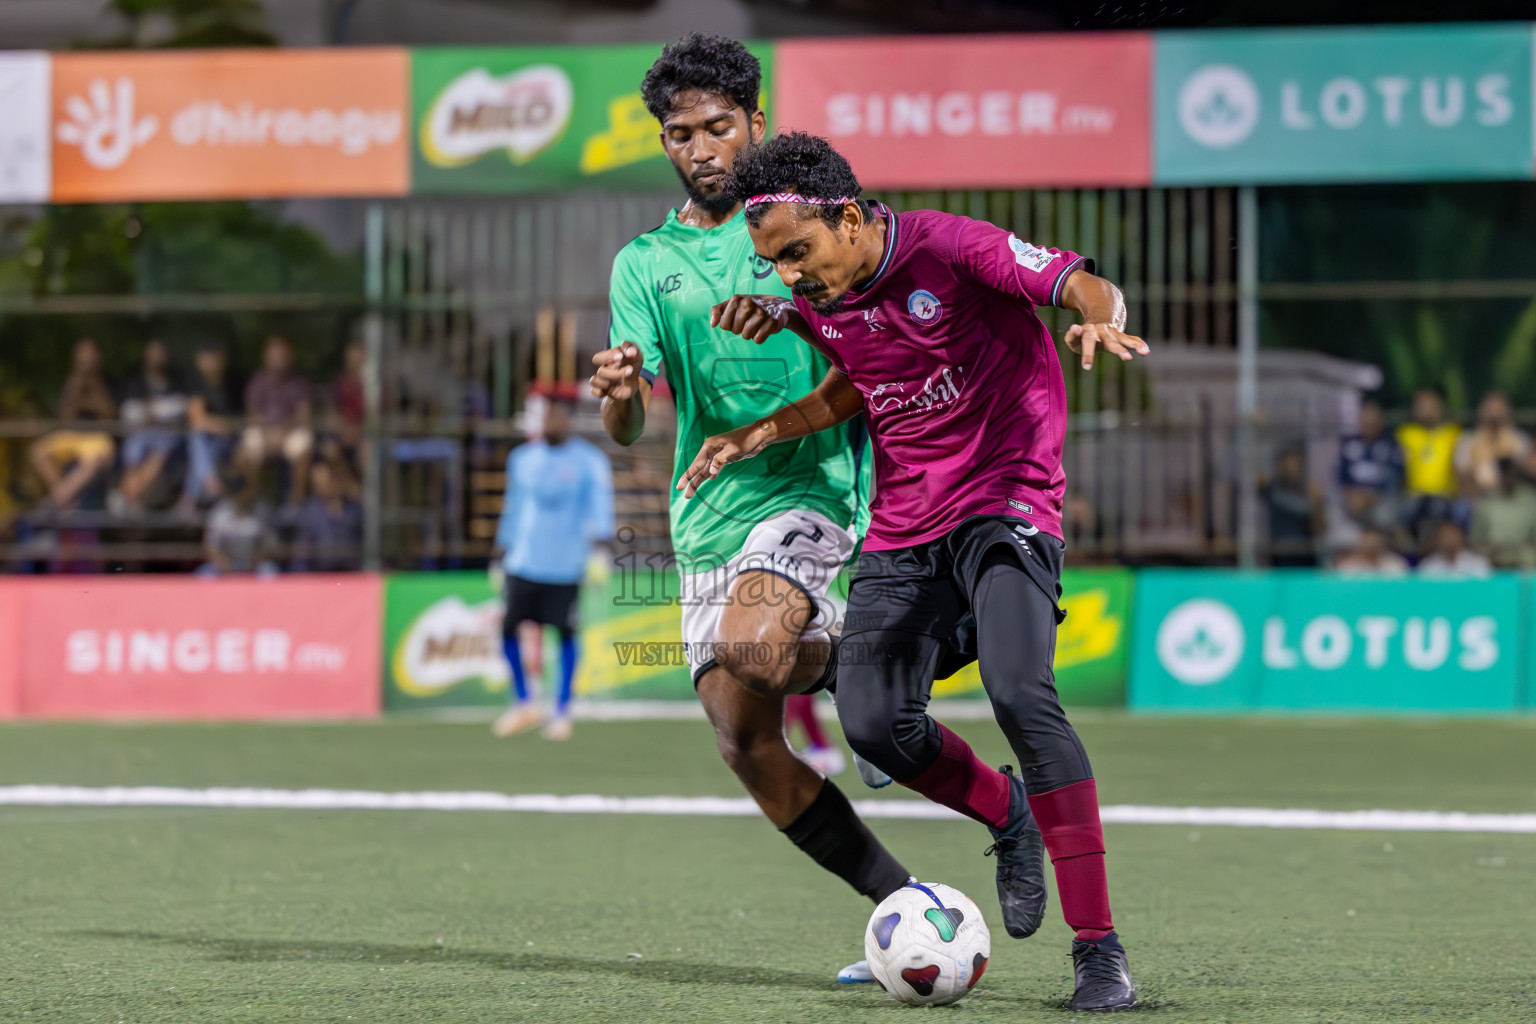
left=781, top=779, right=909, bottom=902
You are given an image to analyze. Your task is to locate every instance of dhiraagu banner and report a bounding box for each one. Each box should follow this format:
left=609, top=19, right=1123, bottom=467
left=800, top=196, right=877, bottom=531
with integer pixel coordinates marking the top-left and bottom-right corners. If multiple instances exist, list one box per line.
left=1129, top=571, right=1523, bottom=713
left=1154, top=24, right=1534, bottom=184
left=410, top=43, right=773, bottom=194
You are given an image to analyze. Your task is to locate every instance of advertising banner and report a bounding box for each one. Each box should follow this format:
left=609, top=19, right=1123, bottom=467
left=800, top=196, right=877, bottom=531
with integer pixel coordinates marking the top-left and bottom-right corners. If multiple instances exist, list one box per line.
left=50, top=49, right=410, bottom=202
left=0, top=52, right=51, bottom=203
left=1154, top=25, right=1534, bottom=184
left=16, top=576, right=382, bottom=719
left=383, top=570, right=695, bottom=711
left=410, top=43, right=772, bottom=195
left=0, top=583, right=19, bottom=718
left=386, top=566, right=1131, bottom=711
left=1129, top=570, right=1523, bottom=713
left=773, top=34, right=1152, bottom=189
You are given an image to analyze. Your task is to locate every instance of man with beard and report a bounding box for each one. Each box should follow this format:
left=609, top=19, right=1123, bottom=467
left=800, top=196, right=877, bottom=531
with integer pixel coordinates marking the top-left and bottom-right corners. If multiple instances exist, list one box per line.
left=589, top=35, right=918, bottom=983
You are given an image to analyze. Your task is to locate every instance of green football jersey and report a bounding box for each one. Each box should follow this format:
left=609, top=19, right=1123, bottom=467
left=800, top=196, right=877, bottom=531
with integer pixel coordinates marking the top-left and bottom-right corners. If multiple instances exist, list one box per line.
left=608, top=207, right=869, bottom=568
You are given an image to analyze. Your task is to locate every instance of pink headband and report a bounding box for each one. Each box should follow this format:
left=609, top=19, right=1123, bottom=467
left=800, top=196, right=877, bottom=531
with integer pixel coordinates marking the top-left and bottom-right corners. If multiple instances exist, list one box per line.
left=745, top=192, right=858, bottom=207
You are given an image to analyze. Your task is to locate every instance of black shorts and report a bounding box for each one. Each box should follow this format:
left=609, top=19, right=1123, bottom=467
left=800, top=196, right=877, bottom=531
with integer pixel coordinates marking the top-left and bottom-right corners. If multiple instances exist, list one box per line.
left=503, top=575, right=580, bottom=636
left=843, top=515, right=1065, bottom=676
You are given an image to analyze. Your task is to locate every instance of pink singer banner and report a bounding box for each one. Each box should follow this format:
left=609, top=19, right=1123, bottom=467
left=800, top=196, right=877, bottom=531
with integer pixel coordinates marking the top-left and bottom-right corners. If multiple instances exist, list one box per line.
left=773, top=33, right=1152, bottom=189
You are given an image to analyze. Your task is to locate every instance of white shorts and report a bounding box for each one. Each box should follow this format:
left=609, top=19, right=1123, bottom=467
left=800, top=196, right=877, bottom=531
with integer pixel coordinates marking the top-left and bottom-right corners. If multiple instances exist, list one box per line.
left=678, top=508, right=854, bottom=682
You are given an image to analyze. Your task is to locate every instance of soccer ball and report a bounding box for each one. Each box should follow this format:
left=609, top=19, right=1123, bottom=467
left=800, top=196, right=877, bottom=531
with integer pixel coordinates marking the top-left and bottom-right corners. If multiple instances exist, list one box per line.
left=863, top=881, right=991, bottom=1006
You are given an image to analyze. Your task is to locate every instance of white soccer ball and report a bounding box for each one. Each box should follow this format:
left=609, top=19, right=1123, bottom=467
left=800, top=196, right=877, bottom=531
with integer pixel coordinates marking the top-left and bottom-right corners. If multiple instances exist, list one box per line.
left=864, top=881, right=991, bottom=1006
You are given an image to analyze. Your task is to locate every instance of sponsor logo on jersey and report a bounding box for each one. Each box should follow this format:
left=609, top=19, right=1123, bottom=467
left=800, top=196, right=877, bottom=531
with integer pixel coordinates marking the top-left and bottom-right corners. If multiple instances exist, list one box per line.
left=821, top=323, right=843, bottom=340
left=654, top=272, right=683, bottom=296
left=1007, top=234, right=1061, bottom=273
left=907, top=288, right=942, bottom=325
left=868, top=365, right=964, bottom=414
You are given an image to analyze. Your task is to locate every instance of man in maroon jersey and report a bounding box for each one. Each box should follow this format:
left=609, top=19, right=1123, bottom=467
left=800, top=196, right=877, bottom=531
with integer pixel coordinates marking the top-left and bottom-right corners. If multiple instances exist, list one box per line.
left=681, top=132, right=1147, bottom=1011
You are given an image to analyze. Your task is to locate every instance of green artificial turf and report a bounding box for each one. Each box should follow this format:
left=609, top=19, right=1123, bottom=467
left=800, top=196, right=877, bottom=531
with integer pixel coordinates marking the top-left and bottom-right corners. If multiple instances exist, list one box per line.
left=1, top=715, right=1534, bottom=1022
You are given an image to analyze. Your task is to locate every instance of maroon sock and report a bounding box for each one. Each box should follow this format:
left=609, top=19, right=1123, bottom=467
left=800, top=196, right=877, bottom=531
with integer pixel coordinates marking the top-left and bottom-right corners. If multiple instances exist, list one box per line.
left=1027, top=779, right=1113, bottom=941
left=784, top=695, right=830, bottom=748
left=900, top=723, right=1011, bottom=829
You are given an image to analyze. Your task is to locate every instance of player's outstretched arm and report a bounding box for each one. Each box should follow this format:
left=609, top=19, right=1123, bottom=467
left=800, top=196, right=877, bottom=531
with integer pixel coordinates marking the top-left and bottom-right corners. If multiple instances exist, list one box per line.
left=589, top=342, right=652, bottom=446
left=1058, top=269, right=1151, bottom=370
left=677, top=367, right=862, bottom=498
left=711, top=294, right=831, bottom=357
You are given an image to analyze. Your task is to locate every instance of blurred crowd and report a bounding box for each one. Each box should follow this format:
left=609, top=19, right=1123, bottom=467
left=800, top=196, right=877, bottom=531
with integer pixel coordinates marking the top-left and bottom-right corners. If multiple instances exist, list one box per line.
left=20, top=334, right=366, bottom=574
left=1264, top=389, right=1536, bottom=576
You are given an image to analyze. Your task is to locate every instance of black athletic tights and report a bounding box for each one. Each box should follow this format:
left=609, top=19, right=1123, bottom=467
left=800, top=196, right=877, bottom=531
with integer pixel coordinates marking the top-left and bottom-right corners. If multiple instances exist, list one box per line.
left=837, top=537, right=1093, bottom=796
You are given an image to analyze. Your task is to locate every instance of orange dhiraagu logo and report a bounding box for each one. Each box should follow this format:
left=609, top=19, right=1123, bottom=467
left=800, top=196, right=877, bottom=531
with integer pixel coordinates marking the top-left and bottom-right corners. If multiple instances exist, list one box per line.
left=51, top=49, right=409, bottom=202
left=931, top=587, right=1122, bottom=696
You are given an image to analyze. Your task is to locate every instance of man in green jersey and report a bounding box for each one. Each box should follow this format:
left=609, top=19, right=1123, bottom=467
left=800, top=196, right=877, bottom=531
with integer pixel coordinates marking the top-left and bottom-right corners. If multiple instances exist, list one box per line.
left=589, top=35, right=909, bottom=983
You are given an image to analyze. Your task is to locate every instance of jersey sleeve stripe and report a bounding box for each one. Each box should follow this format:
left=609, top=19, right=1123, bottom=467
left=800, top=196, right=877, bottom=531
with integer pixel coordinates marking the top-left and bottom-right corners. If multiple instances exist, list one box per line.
left=1049, top=255, right=1089, bottom=308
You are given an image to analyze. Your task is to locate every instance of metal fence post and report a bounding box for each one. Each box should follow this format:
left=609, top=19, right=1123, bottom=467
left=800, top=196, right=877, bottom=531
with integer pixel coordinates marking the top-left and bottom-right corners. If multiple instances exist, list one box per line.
left=1237, top=185, right=1260, bottom=569
left=362, top=201, right=385, bottom=572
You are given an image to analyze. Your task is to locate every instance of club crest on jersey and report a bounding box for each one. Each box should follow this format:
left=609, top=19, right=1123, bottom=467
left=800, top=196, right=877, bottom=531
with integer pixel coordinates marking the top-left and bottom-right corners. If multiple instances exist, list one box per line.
left=907, top=289, right=942, bottom=325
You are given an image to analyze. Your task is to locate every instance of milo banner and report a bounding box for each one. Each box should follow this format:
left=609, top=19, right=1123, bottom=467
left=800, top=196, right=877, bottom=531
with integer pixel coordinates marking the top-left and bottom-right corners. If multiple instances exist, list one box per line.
left=383, top=566, right=1132, bottom=711
left=1129, top=571, right=1524, bottom=713
left=410, top=43, right=772, bottom=195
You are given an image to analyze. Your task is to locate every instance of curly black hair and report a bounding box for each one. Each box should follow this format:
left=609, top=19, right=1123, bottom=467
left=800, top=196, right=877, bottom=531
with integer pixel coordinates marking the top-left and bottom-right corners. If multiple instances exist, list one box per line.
left=728, top=131, right=870, bottom=229
left=641, top=34, right=760, bottom=122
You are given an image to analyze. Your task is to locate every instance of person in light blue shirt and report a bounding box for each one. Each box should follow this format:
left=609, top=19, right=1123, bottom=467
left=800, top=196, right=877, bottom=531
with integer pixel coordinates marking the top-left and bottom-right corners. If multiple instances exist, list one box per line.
left=492, top=383, right=613, bottom=740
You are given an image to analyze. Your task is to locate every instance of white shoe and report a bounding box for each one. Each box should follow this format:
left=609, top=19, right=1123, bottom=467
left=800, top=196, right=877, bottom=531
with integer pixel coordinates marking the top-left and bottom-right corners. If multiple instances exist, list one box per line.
left=540, top=716, right=573, bottom=741
left=491, top=704, right=542, bottom=738
left=838, top=959, right=876, bottom=984
left=799, top=745, right=847, bottom=777
left=854, top=751, right=893, bottom=789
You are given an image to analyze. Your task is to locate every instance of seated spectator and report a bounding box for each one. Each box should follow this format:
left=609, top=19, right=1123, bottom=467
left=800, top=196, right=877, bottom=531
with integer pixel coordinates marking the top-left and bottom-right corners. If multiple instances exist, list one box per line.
left=329, top=338, right=366, bottom=450
left=291, top=459, right=363, bottom=572
left=1338, top=399, right=1402, bottom=530
left=1470, top=458, right=1536, bottom=569
left=198, top=484, right=277, bottom=577
left=1455, top=391, right=1529, bottom=499
left=116, top=339, right=189, bottom=512
left=178, top=338, right=243, bottom=515
left=1334, top=526, right=1410, bottom=576
left=1417, top=519, right=1491, bottom=578
left=1397, top=388, right=1464, bottom=548
left=29, top=338, right=116, bottom=510
left=238, top=335, right=313, bottom=506
left=1262, top=443, right=1321, bottom=567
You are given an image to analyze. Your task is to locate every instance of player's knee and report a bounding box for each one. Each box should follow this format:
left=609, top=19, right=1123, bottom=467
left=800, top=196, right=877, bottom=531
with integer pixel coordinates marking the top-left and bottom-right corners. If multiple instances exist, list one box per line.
left=716, top=644, right=791, bottom=698
left=712, top=723, right=777, bottom=781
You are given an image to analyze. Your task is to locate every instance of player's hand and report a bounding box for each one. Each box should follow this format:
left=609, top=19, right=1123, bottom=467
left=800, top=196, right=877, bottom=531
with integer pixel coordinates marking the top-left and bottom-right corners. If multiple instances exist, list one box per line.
left=711, top=295, right=793, bottom=344
left=589, top=342, right=646, bottom=401
left=677, top=424, right=770, bottom=498
left=1065, top=323, right=1150, bottom=370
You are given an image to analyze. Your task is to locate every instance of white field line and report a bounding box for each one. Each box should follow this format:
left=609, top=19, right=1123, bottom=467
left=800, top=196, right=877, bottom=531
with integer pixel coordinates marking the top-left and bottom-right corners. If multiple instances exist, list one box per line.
left=1, top=786, right=1534, bottom=834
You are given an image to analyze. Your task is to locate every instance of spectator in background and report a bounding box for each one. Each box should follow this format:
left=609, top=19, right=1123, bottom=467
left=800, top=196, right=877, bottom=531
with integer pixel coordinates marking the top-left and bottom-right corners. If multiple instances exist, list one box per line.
left=1470, top=458, right=1536, bottom=569
left=1417, top=519, right=1492, bottom=578
left=179, top=339, right=242, bottom=516
left=291, top=459, right=362, bottom=572
left=1262, top=443, right=1322, bottom=567
left=491, top=383, right=613, bottom=742
left=115, top=339, right=189, bottom=512
left=329, top=338, right=366, bottom=449
left=239, top=335, right=313, bottom=506
left=1397, top=388, right=1463, bottom=545
left=1334, top=526, right=1410, bottom=576
left=198, top=482, right=277, bottom=577
left=1455, top=391, right=1529, bottom=499
left=29, top=338, right=116, bottom=510
left=1337, top=399, right=1402, bottom=530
